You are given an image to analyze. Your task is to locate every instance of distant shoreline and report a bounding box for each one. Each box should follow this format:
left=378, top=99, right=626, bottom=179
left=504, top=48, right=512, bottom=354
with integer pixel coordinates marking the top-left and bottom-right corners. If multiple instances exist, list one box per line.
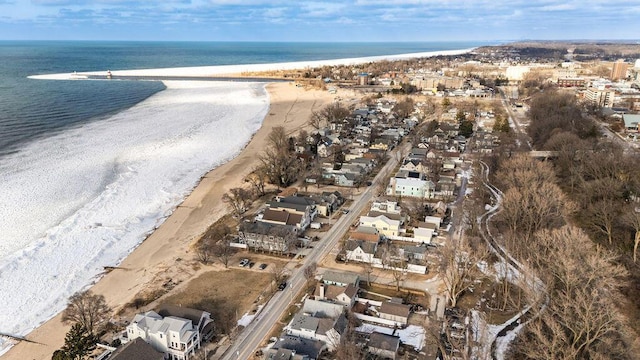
left=28, top=47, right=477, bottom=80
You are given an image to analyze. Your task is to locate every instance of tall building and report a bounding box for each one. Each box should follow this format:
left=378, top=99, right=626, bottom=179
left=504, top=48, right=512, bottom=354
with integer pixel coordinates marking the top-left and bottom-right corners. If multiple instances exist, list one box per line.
left=611, top=60, right=629, bottom=80
left=585, top=87, right=615, bottom=108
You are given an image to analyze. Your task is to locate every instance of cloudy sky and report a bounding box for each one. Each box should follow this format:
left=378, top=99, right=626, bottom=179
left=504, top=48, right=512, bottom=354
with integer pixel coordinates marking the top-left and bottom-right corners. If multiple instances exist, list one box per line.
left=1, top=0, right=639, bottom=41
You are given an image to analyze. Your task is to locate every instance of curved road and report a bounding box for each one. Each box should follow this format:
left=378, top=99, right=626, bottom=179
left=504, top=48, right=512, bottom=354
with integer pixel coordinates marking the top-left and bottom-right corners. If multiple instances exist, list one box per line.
left=221, top=143, right=408, bottom=360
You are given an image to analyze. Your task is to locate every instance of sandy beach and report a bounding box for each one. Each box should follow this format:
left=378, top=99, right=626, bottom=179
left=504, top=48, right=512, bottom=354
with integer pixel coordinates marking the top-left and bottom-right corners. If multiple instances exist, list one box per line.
left=3, top=81, right=335, bottom=359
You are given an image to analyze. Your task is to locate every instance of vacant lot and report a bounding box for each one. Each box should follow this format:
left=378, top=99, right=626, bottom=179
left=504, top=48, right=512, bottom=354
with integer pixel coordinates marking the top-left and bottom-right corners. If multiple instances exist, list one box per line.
left=163, top=268, right=273, bottom=334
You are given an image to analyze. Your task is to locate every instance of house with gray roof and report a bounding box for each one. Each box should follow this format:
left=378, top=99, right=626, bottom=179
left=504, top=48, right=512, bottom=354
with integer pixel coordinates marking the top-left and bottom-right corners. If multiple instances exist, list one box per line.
left=108, top=338, right=164, bottom=360
left=286, top=300, right=349, bottom=351
left=265, top=334, right=325, bottom=360
left=344, top=239, right=377, bottom=264
left=321, top=270, right=360, bottom=287
left=238, top=221, right=297, bottom=254
left=368, top=332, right=400, bottom=360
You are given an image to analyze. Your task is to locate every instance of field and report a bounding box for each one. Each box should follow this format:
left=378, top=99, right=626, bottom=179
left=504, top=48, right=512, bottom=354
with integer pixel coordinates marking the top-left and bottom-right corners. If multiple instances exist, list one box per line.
left=163, top=268, right=274, bottom=335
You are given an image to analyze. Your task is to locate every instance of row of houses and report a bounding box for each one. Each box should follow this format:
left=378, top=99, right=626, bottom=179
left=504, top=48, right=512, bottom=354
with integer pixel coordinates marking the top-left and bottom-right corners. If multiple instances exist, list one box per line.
left=386, top=147, right=463, bottom=201
left=265, top=271, right=413, bottom=360
left=236, top=190, right=345, bottom=254
left=338, top=200, right=448, bottom=274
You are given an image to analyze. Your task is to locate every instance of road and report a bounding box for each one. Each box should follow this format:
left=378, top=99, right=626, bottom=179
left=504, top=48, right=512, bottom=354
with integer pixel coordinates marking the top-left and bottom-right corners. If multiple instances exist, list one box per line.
left=221, top=143, right=408, bottom=360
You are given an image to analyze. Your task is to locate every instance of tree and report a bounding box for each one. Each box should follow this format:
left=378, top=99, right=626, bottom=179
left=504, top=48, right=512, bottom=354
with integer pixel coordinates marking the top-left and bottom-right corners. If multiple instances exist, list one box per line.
left=212, top=238, right=234, bottom=268
left=62, top=290, right=111, bottom=336
left=623, top=208, right=640, bottom=262
left=195, top=239, right=213, bottom=264
left=59, top=323, right=98, bottom=360
left=440, top=237, right=488, bottom=307
left=303, top=262, right=317, bottom=281
left=512, top=226, right=630, bottom=360
left=245, top=167, right=267, bottom=197
left=222, top=187, right=253, bottom=219
left=363, top=262, right=374, bottom=287
left=393, top=97, right=415, bottom=119
left=309, top=102, right=350, bottom=129
left=271, top=263, right=287, bottom=286
left=458, top=119, right=474, bottom=138
left=259, top=126, right=301, bottom=188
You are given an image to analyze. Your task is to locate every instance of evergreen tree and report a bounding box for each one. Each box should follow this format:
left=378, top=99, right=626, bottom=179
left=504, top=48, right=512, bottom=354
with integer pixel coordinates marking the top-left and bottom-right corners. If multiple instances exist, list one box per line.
left=59, top=323, right=97, bottom=360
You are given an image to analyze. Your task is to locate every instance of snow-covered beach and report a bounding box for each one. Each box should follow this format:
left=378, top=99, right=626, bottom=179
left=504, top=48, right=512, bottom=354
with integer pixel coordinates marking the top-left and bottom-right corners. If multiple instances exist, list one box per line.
left=0, top=80, right=269, bottom=356
left=4, top=47, right=474, bottom=358
left=28, top=48, right=475, bottom=80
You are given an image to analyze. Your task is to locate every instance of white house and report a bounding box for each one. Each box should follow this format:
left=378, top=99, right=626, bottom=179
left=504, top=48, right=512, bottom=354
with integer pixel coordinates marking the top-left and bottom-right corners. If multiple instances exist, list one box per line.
left=344, top=239, right=377, bottom=264
left=386, top=177, right=436, bottom=199
left=359, top=215, right=401, bottom=237
left=124, top=311, right=204, bottom=360
left=286, top=299, right=349, bottom=351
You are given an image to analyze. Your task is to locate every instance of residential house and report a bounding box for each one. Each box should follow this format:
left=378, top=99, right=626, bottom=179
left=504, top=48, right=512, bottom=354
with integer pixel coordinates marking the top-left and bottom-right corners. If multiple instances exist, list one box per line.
left=379, top=301, right=411, bottom=326
left=400, top=159, right=428, bottom=174
left=368, top=332, right=400, bottom=360
left=413, top=222, right=436, bottom=243
left=322, top=271, right=360, bottom=287
left=286, top=301, right=349, bottom=351
left=401, top=245, right=428, bottom=261
left=109, top=338, right=164, bottom=360
left=266, top=196, right=318, bottom=230
left=334, top=172, right=358, bottom=187
left=314, top=283, right=358, bottom=307
left=124, top=311, right=203, bottom=360
left=260, top=209, right=306, bottom=230
left=265, top=335, right=324, bottom=360
left=238, top=221, right=297, bottom=254
left=425, top=215, right=443, bottom=228
left=344, top=239, right=377, bottom=264
left=387, top=175, right=436, bottom=199
left=157, top=305, right=215, bottom=342
left=359, top=215, right=400, bottom=237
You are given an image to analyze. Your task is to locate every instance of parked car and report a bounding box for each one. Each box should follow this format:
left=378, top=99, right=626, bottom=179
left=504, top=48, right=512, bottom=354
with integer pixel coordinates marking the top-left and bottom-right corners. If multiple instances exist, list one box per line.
left=278, top=281, right=287, bottom=291
left=259, top=263, right=267, bottom=270
left=239, top=258, right=249, bottom=267
left=248, top=262, right=255, bottom=268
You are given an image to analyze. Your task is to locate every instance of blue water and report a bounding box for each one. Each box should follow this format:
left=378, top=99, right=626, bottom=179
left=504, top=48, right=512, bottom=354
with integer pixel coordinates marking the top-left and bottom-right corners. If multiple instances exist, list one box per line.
left=0, top=41, right=485, bottom=156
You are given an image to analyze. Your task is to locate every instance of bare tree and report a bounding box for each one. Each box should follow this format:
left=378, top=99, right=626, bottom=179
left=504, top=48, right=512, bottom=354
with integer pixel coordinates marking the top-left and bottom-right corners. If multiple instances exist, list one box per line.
left=586, top=199, right=619, bottom=245
left=62, top=290, right=111, bottom=335
left=440, top=237, right=488, bottom=307
left=363, top=262, right=375, bottom=287
left=513, top=226, right=630, bottom=360
left=245, top=166, right=267, bottom=197
left=212, top=238, right=234, bottom=268
left=309, top=102, right=350, bottom=129
left=393, top=96, right=415, bottom=119
left=303, top=262, right=317, bottom=281
left=222, top=187, right=253, bottom=219
left=271, top=263, right=287, bottom=285
left=623, top=208, right=640, bottom=262
left=259, top=126, right=301, bottom=188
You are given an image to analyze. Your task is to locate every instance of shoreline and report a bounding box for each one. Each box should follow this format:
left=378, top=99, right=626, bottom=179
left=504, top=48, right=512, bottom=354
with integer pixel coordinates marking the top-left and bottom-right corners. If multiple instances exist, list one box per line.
left=1, top=81, right=336, bottom=360
left=28, top=47, right=476, bottom=80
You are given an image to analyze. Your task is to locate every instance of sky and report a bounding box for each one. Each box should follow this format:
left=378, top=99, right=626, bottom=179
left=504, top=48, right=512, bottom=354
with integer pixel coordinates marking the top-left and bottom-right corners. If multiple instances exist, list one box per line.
left=1, top=0, right=640, bottom=42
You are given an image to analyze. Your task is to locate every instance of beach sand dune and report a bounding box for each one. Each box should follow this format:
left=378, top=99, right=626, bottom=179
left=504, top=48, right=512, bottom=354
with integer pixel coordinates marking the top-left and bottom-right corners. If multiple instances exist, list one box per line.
left=2, top=82, right=335, bottom=359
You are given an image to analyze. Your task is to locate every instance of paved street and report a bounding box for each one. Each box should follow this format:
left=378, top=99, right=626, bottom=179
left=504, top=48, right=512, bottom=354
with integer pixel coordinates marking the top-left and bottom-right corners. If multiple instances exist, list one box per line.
left=221, top=143, right=408, bottom=360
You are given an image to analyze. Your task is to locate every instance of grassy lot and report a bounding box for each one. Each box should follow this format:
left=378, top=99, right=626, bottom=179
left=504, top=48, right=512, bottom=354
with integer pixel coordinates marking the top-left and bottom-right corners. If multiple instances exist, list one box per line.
left=163, top=269, right=272, bottom=335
